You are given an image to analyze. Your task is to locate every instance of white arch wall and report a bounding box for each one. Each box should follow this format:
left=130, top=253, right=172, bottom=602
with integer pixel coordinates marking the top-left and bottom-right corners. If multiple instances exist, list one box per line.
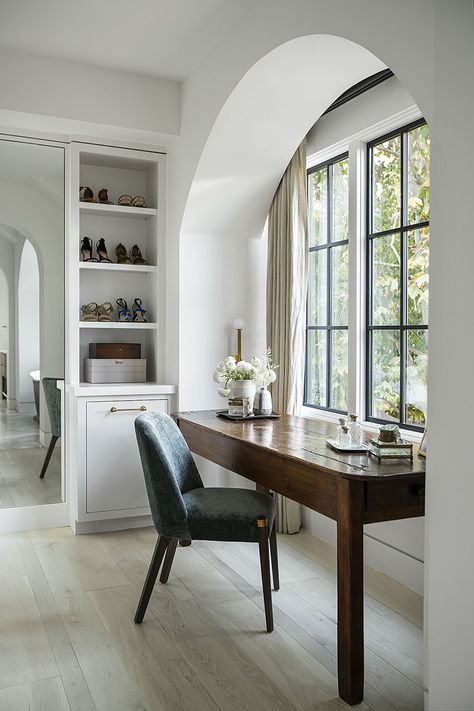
left=171, top=2, right=474, bottom=709
left=0, top=268, right=8, bottom=352
left=17, top=239, right=39, bottom=406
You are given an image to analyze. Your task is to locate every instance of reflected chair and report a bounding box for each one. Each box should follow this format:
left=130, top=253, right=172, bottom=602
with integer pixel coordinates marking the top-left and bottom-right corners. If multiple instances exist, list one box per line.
left=134, top=411, right=279, bottom=632
left=39, top=377, right=62, bottom=479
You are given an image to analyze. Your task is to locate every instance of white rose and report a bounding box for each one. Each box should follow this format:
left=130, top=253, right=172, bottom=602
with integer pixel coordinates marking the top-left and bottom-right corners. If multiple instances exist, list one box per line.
left=251, top=356, right=262, bottom=367
left=236, top=360, right=254, bottom=373
left=224, top=356, right=237, bottom=371
left=213, top=370, right=225, bottom=383
left=217, top=387, right=231, bottom=398
left=268, top=370, right=277, bottom=383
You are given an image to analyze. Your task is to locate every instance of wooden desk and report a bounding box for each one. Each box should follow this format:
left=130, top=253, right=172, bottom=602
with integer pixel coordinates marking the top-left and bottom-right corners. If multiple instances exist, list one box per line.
left=175, top=410, right=425, bottom=706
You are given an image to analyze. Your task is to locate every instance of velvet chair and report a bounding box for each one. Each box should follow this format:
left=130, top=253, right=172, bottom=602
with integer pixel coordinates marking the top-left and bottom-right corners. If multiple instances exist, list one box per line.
left=134, top=411, right=279, bottom=632
left=39, top=378, right=62, bottom=479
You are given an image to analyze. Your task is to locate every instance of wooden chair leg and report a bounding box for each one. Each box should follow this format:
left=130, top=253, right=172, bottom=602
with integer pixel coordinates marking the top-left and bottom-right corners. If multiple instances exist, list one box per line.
left=269, top=521, right=280, bottom=591
left=39, top=435, right=59, bottom=479
left=134, top=535, right=170, bottom=623
left=257, top=517, right=274, bottom=632
left=159, top=538, right=178, bottom=583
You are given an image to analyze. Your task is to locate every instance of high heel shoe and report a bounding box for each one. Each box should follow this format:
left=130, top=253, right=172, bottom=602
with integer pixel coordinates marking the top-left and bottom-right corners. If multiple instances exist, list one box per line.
left=97, top=302, right=113, bottom=322
left=115, top=243, right=131, bottom=264
left=132, top=298, right=147, bottom=322
left=81, top=237, right=98, bottom=262
left=96, top=238, right=112, bottom=263
left=130, top=244, right=148, bottom=265
left=116, top=298, right=133, bottom=322
left=81, top=302, right=98, bottom=321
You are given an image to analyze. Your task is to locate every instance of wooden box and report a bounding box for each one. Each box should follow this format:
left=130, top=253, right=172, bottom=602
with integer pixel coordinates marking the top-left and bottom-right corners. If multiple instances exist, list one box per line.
left=84, top=358, right=147, bottom=384
left=88, top=343, right=141, bottom=359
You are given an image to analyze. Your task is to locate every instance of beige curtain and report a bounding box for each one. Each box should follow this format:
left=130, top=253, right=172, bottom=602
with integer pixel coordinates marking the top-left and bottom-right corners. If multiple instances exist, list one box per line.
left=267, top=139, right=308, bottom=534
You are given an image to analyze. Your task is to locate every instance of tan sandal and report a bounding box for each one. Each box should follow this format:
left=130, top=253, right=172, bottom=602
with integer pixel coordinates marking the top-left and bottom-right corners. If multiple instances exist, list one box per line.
left=130, top=244, right=148, bottom=265
left=97, top=302, right=113, bottom=322
left=81, top=302, right=98, bottom=321
left=79, top=186, right=96, bottom=203
left=131, top=195, right=147, bottom=208
left=98, top=188, right=113, bottom=204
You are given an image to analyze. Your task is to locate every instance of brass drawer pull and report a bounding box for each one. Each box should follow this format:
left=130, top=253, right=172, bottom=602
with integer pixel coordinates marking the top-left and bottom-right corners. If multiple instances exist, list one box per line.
left=110, top=405, right=147, bottom=413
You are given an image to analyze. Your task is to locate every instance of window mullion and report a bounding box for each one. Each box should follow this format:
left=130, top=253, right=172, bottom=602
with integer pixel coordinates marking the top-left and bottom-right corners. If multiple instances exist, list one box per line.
left=326, top=164, right=332, bottom=408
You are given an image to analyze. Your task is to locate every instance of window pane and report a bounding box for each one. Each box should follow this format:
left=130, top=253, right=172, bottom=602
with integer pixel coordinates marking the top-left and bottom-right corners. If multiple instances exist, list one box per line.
left=372, top=136, right=401, bottom=233
left=331, top=330, right=348, bottom=411
left=331, top=244, right=348, bottom=326
left=331, top=159, right=349, bottom=242
left=408, top=227, right=429, bottom=325
left=308, top=250, right=327, bottom=326
left=406, top=330, right=428, bottom=426
left=371, top=329, right=400, bottom=421
left=306, top=330, right=327, bottom=407
left=408, top=124, right=430, bottom=225
left=309, top=168, right=327, bottom=247
left=372, top=234, right=400, bottom=325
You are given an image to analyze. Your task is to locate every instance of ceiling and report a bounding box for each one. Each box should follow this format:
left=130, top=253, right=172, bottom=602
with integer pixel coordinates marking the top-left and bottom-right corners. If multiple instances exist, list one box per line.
left=0, top=0, right=256, bottom=82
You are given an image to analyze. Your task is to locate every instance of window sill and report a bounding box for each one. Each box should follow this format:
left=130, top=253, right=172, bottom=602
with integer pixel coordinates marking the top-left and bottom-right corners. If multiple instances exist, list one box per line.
left=300, top=406, right=423, bottom=444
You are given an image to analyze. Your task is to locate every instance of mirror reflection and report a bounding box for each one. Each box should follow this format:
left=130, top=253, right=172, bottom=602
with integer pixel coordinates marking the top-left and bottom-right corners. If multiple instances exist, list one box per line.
left=0, top=139, right=64, bottom=508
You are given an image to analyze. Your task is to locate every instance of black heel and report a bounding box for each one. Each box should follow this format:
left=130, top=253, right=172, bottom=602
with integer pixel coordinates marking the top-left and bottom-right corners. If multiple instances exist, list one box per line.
left=80, top=237, right=97, bottom=262
left=96, top=237, right=112, bottom=263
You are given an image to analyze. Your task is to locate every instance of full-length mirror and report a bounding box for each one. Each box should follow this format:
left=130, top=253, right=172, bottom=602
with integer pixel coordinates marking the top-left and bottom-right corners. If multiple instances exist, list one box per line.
left=0, top=139, right=64, bottom=508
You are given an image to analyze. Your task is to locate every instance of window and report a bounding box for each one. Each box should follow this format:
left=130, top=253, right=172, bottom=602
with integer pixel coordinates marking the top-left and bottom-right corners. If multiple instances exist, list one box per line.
left=367, top=120, right=430, bottom=429
left=304, top=118, right=430, bottom=432
left=305, top=154, right=349, bottom=412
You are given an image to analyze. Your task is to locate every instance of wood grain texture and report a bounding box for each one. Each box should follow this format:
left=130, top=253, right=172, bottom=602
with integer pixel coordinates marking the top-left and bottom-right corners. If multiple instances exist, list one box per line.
left=0, top=525, right=424, bottom=711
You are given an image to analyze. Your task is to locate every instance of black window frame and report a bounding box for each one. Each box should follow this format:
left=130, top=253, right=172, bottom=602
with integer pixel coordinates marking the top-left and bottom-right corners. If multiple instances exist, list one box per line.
left=366, top=118, right=429, bottom=432
left=304, top=152, right=349, bottom=414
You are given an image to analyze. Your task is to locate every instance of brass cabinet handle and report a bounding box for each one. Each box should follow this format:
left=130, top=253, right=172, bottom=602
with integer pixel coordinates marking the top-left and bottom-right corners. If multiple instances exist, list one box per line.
left=110, top=405, right=147, bottom=413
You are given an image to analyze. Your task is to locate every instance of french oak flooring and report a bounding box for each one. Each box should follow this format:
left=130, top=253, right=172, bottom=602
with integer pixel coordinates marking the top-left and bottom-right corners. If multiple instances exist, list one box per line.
left=0, top=527, right=424, bottom=711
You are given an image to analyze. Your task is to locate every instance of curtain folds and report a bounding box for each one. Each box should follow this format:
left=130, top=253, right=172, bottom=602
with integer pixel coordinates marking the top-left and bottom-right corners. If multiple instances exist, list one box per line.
left=267, top=139, right=309, bottom=534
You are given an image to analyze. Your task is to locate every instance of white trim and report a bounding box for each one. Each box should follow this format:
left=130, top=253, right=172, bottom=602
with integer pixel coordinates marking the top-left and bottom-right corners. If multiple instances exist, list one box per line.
left=306, top=105, right=422, bottom=169
left=301, top=406, right=422, bottom=443
left=0, top=502, right=69, bottom=534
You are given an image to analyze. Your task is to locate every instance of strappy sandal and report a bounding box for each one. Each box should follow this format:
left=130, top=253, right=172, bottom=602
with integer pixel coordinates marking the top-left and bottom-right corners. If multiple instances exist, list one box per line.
left=115, top=243, right=131, bottom=263
left=132, top=298, right=147, bottom=322
left=118, top=194, right=132, bottom=206
left=79, top=186, right=96, bottom=203
left=80, top=237, right=98, bottom=262
left=81, top=302, right=98, bottom=321
left=98, top=188, right=113, bottom=204
left=116, top=298, right=133, bottom=322
left=130, top=244, right=148, bottom=265
left=96, top=238, right=112, bottom=263
left=97, top=302, right=113, bottom=322
left=131, top=195, right=147, bottom=208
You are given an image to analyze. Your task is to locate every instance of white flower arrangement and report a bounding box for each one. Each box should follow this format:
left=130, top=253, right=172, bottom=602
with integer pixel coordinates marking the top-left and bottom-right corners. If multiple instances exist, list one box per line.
left=251, top=348, right=279, bottom=388
left=213, top=349, right=278, bottom=398
left=213, top=356, right=256, bottom=398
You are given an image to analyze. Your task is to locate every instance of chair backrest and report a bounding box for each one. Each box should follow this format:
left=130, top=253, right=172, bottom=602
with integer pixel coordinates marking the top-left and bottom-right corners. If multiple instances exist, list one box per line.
left=42, top=378, right=62, bottom=437
left=135, top=411, right=203, bottom=539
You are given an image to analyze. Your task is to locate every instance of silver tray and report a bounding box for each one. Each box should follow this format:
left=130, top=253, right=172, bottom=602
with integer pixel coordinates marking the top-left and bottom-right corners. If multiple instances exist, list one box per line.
left=326, top=438, right=368, bottom=453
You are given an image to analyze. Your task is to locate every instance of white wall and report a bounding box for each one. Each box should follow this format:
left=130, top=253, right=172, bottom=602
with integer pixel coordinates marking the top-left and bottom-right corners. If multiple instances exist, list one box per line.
left=17, top=239, right=39, bottom=405
left=0, top=233, right=16, bottom=403
left=0, top=268, right=8, bottom=351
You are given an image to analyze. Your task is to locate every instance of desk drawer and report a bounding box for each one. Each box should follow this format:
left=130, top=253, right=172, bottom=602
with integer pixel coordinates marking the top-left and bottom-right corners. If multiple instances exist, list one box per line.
left=365, top=475, right=425, bottom=523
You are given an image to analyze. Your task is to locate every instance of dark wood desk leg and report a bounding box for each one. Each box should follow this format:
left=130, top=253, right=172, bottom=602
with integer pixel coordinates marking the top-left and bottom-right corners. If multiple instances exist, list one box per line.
left=337, top=478, right=364, bottom=705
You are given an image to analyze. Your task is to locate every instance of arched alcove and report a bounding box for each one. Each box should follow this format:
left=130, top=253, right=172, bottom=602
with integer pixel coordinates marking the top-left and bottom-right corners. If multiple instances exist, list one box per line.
left=17, top=238, right=40, bottom=409
left=0, top=267, right=8, bottom=353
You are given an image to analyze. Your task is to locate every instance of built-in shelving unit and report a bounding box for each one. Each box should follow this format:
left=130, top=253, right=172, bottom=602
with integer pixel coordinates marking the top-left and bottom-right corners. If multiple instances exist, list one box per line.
left=70, top=143, right=167, bottom=386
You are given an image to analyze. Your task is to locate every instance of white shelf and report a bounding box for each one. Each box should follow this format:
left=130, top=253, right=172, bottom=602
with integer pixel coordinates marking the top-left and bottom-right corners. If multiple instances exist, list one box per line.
left=79, top=202, right=157, bottom=219
left=68, top=383, right=176, bottom=397
left=79, top=262, right=157, bottom=273
left=79, top=322, right=157, bottom=330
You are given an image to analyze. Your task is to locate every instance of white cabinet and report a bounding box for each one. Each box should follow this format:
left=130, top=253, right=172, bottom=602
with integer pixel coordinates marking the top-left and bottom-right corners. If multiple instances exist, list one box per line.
left=86, top=398, right=168, bottom=514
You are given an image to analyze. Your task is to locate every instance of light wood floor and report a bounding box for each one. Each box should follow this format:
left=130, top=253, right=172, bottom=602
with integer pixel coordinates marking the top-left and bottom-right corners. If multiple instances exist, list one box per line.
left=0, top=527, right=424, bottom=711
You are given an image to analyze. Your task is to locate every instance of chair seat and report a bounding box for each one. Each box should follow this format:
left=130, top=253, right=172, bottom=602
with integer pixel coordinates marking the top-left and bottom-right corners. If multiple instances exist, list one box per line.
left=182, top=487, right=275, bottom=542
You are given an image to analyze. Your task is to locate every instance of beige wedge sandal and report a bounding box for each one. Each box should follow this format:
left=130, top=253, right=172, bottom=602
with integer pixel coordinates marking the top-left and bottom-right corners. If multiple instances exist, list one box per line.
left=97, top=302, right=113, bottom=322
left=81, top=302, right=98, bottom=321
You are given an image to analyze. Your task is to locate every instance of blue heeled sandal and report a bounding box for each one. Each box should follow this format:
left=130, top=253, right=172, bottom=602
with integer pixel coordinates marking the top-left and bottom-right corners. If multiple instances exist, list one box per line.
left=132, top=298, right=147, bottom=323
left=116, top=298, right=133, bottom=322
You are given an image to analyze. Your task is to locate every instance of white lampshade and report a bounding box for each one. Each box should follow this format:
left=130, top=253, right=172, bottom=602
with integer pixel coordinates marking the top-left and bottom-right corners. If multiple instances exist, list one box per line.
left=233, top=318, right=245, bottom=330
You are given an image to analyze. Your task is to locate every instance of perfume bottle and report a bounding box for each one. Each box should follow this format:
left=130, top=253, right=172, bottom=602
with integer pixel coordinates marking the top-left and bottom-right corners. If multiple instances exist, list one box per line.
left=349, top=414, right=363, bottom=447
left=337, top=417, right=347, bottom=445
left=339, top=425, right=351, bottom=448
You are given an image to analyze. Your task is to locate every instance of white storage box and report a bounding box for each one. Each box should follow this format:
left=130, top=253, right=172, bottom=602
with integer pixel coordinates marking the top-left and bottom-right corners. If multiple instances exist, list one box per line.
left=84, top=358, right=147, bottom=384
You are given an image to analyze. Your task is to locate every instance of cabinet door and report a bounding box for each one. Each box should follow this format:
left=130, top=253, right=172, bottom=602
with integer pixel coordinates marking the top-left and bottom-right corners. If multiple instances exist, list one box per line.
left=86, top=399, right=168, bottom=514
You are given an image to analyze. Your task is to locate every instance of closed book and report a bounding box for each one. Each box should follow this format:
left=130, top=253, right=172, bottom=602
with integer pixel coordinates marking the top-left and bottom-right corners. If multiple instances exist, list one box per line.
left=88, top=342, right=141, bottom=359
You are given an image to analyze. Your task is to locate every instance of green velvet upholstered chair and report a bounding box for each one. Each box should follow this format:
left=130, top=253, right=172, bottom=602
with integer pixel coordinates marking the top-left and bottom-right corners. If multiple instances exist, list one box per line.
left=134, top=411, right=279, bottom=632
left=39, top=378, right=62, bottom=479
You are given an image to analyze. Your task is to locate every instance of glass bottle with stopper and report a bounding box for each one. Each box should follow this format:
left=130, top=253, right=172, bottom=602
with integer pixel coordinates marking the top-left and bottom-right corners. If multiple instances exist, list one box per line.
left=349, top=414, right=363, bottom=447
left=337, top=417, right=347, bottom=446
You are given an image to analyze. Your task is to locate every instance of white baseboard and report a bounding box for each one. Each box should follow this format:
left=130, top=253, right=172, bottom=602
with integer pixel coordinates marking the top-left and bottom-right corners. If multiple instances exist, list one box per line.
left=0, top=502, right=69, bottom=534
left=17, top=401, right=36, bottom=415
left=73, top=515, right=153, bottom=534
left=301, top=508, right=424, bottom=594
